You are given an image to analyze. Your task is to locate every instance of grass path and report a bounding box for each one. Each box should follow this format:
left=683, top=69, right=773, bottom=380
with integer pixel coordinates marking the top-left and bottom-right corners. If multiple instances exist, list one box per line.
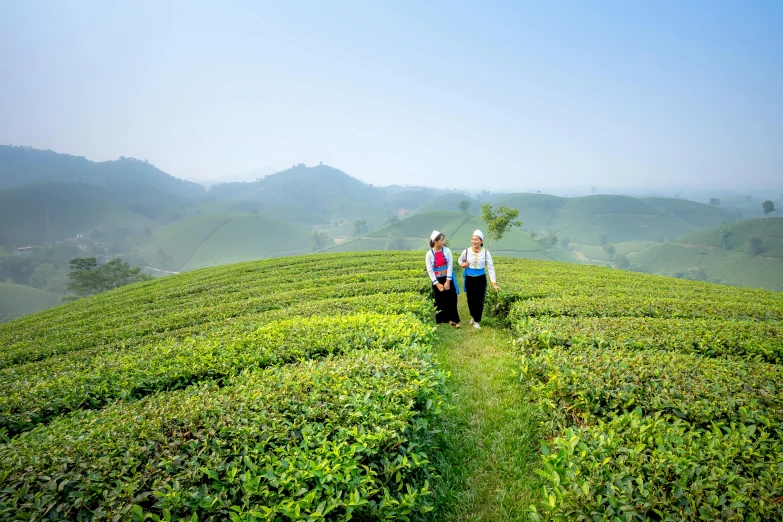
left=426, top=295, right=544, bottom=521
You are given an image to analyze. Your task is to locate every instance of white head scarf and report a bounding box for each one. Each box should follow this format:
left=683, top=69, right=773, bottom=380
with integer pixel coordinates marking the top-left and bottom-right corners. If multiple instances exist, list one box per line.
left=430, top=230, right=441, bottom=241
left=473, top=229, right=484, bottom=240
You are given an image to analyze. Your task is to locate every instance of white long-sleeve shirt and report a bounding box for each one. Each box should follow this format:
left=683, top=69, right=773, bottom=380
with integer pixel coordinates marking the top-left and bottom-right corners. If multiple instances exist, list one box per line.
left=458, top=247, right=496, bottom=283
left=425, top=247, right=454, bottom=284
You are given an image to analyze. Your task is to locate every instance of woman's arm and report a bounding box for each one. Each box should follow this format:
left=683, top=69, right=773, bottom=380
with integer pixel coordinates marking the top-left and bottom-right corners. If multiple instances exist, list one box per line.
left=425, top=251, right=438, bottom=284
left=486, top=250, right=499, bottom=290
left=458, top=249, right=468, bottom=268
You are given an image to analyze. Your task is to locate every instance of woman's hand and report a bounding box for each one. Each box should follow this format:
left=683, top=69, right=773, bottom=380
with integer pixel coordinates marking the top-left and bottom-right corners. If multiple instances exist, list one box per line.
left=444, top=280, right=451, bottom=290
left=459, top=262, right=469, bottom=268
left=436, top=283, right=445, bottom=292
left=492, top=282, right=500, bottom=291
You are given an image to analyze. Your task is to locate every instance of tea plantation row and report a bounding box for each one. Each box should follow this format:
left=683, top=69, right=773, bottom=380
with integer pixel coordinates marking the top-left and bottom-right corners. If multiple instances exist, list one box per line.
left=0, top=252, right=444, bottom=521
left=487, top=258, right=783, bottom=521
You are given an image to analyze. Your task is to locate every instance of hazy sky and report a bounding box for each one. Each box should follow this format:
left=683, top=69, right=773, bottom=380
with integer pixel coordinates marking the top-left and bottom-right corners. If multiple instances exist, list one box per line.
left=1, top=1, right=781, bottom=191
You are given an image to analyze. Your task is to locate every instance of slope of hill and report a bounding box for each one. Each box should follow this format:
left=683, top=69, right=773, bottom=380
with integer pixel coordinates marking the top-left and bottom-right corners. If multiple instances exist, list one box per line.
left=413, top=193, right=477, bottom=214
left=680, top=217, right=783, bottom=257
left=628, top=218, right=783, bottom=290
left=135, top=213, right=311, bottom=271
left=342, top=210, right=577, bottom=263
left=1, top=252, right=781, bottom=519
left=0, top=183, right=154, bottom=245
left=206, top=164, right=386, bottom=223
left=0, top=282, right=62, bottom=323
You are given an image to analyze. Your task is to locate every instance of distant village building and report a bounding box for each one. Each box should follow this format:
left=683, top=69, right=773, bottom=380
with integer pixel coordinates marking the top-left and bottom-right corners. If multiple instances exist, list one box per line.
left=397, top=209, right=412, bottom=217
left=15, top=246, right=34, bottom=256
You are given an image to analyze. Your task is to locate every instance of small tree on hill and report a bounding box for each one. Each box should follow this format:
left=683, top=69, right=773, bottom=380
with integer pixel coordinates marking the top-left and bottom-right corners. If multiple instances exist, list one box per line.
left=385, top=230, right=409, bottom=251
left=614, top=253, right=630, bottom=269
left=310, top=231, right=334, bottom=252
left=458, top=200, right=472, bottom=213
left=386, top=215, right=400, bottom=226
left=603, top=243, right=616, bottom=256
left=352, top=219, right=368, bottom=237
left=720, top=224, right=734, bottom=249
left=762, top=200, right=775, bottom=216
left=747, top=236, right=763, bottom=255
left=66, top=257, right=152, bottom=300
left=709, top=198, right=720, bottom=207
left=480, top=204, right=522, bottom=250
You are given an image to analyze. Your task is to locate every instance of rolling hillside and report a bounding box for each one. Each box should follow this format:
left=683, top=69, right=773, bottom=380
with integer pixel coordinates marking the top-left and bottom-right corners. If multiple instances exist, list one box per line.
left=0, top=183, right=154, bottom=245
left=628, top=218, right=783, bottom=290
left=0, top=282, right=62, bottom=323
left=206, top=164, right=387, bottom=223
left=335, top=210, right=578, bottom=263
left=1, top=252, right=781, bottom=519
left=486, top=193, right=735, bottom=245
left=135, top=213, right=312, bottom=271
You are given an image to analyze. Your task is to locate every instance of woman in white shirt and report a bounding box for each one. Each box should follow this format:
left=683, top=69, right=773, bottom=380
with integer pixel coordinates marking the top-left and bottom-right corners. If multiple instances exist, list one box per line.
left=425, top=230, right=461, bottom=328
left=458, top=229, right=499, bottom=329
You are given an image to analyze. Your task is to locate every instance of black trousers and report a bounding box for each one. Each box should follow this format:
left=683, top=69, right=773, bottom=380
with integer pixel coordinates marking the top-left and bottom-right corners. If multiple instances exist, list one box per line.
left=432, top=276, right=460, bottom=324
left=465, top=274, right=487, bottom=323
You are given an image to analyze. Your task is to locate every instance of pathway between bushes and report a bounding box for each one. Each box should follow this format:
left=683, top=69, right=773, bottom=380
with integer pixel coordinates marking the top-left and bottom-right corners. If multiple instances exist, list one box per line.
left=427, top=295, right=543, bottom=521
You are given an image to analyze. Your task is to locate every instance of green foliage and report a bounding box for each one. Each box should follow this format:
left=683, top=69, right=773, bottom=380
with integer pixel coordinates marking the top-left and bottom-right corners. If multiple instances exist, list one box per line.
left=458, top=200, right=471, bottom=213
left=487, top=256, right=783, bottom=520
left=353, top=219, right=368, bottom=237
left=747, top=236, right=763, bottom=255
left=613, top=252, right=630, bottom=269
left=480, top=204, right=522, bottom=249
left=721, top=224, right=735, bottom=248
left=310, top=230, right=334, bottom=252
left=385, top=230, right=410, bottom=250
left=66, top=257, right=153, bottom=298
left=762, top=199, right=775, bottom=215
left=0, top=251, right=446, bottom=520
left=513, top=316, right=783, bottom=363
left=0, top=348, right=444, bottom=521
left=710, top=197, right=720, bottom=206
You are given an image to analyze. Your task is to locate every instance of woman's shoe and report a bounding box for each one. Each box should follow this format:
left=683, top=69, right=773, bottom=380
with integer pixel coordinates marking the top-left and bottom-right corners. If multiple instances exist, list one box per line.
left=473, top=323, right=481, bottom=329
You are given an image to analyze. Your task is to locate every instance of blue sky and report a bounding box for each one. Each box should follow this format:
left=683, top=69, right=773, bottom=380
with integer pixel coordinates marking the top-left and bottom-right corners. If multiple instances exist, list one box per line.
left=1, top=0, right=781, bottom=192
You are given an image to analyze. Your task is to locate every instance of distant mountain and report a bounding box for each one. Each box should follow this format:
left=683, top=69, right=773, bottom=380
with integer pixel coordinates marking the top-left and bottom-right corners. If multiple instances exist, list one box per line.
left=0, top=146, right=205, bottom=222
left=206, top=164, right=387, bottom=223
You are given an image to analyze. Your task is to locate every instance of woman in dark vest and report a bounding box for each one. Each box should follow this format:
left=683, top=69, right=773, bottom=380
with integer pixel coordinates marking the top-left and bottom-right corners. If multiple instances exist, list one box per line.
left=458, top=229, right=499, bottom=329
left=425, top=230, right=461, bottom=328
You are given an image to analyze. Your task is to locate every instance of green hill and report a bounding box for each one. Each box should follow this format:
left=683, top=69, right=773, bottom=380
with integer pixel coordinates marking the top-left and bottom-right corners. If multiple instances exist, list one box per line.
left=628, top=218, right=783, bottom=290
left=0, top=183, right=154, bottom=245
left=338, top=210, right=577, bottom=263
left=206, top=164, right=386, bottom=223
left=414, top=193, right=477, bottom=214
left=679, top=217, right=783, bottom=257
left=0, top=146, right=204, bottom=222
left=135, top=213, right=311, bottom=271
left=0, top=282, right=62, bottom=323
left=1, top=252, right=781, bottom=519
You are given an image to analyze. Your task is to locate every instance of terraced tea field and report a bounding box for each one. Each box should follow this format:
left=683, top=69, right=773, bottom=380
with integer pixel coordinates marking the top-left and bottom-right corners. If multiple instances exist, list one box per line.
left=486, top=258, right=783, bottom=521
left=1, top=252, right=781, bottom=521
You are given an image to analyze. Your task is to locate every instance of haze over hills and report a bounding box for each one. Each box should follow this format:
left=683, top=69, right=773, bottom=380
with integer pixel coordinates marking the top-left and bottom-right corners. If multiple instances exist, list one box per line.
left=0, top=145, right=781, bottom=321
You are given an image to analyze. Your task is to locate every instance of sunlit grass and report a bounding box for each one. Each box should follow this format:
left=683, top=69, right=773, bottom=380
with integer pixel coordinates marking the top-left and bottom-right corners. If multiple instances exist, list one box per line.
left=426, top=296, right=544, bottom=521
